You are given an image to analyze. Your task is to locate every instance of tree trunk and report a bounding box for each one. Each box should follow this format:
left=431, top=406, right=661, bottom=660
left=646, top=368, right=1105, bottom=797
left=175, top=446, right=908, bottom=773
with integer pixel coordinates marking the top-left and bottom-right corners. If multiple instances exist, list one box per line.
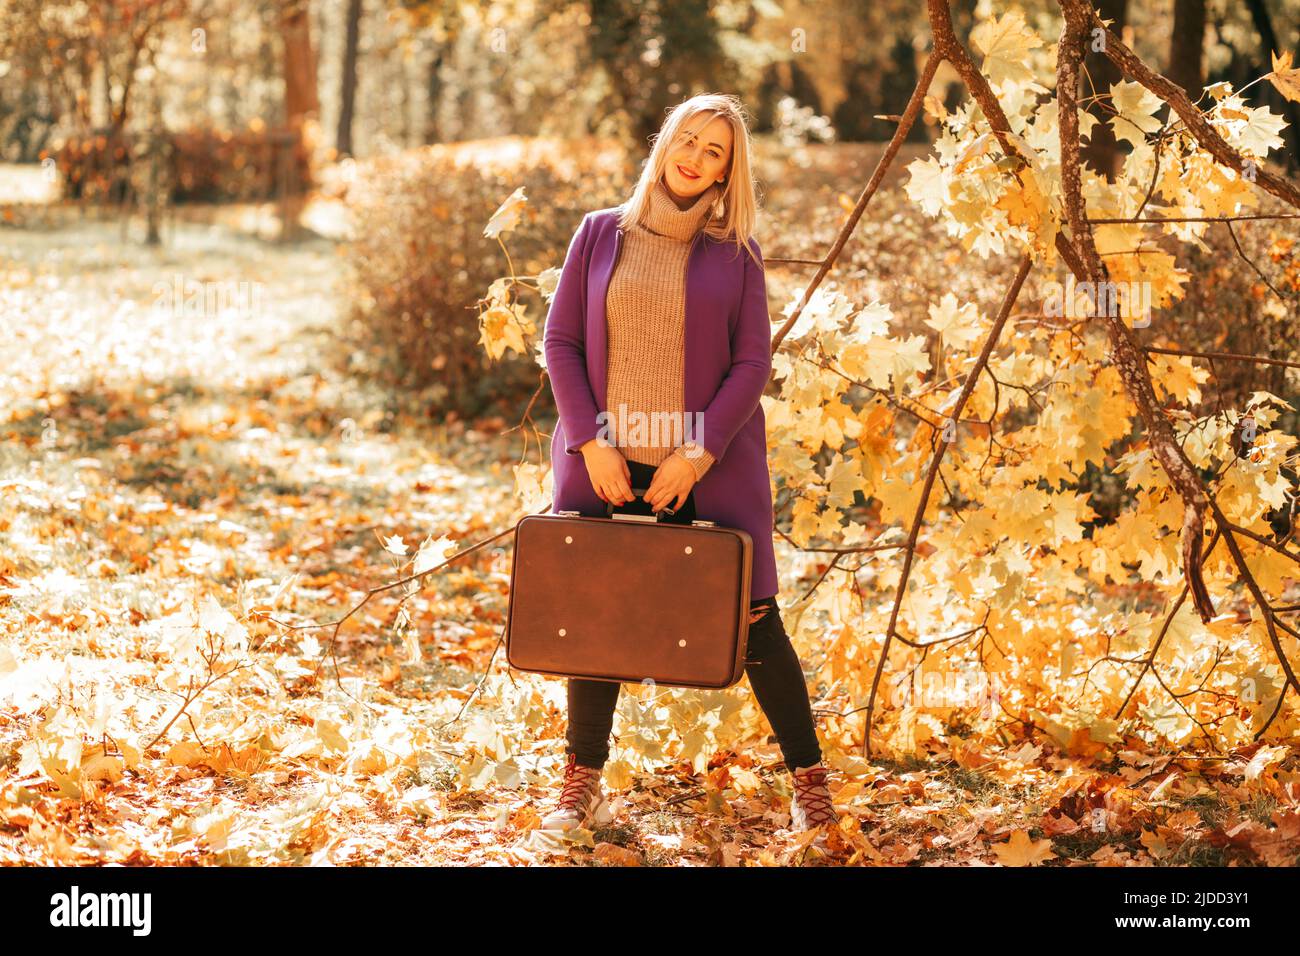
left=1080, top=0, right=1127, bottom=181
left=278, top=0, right=317, bottom=240
left=1166, top=0, right=1205, bottom=96
left=280, top=1, right=320, bottom=127
left=336, top=0, right=362, bottom=157
left=1244, top=0, right=1300, bottom=170
left=425, top=44, right=445, bottom=144
left=400, top=47, right=411, bottom=147
left=143, top=83, right=165, bottom=246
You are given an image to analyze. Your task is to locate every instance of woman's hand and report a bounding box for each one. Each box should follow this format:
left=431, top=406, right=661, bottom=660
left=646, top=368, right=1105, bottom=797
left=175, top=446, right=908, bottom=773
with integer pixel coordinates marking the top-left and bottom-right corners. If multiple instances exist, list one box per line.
left=579, top=440, right=635, bottom=506
left=645, top=455, right=698, bottom=513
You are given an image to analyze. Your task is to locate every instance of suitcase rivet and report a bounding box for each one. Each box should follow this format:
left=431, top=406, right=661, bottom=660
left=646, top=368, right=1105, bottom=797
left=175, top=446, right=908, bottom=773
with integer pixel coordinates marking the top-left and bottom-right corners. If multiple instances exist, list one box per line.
left=684, top=546, right=693, bottom=554
left=558, top=628, right=567, bottom=637
left=678, top=639, right=687, bottom=647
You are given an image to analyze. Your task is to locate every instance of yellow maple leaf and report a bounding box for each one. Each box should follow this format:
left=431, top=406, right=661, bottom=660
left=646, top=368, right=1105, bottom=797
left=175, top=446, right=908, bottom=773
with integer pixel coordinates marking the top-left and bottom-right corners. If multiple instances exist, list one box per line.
left=81, top=752, right=124, bottom=784
left=992, top=829, right=1056, bottom=866
left=478, top=300, right=533, bottom=361
left=824, top=453, right=867, bottom=509
left=874, top=472, right=925, bottom=527
left=483, top=186, right=528, bottom=239
left=1212, top=93, right=1288, bottom=158
left=1268, top=50, right=1300, bottom=103
left=925, top=292, right=984, bottom=350
left=904, top=156, right=948, bottom=216
left=511, top=461, right=549, bottom=515
left=1149, top=352, right=1208, bottom=405
left=413, top=533, right=458, bottom=576
left=1236, top=102, right=1289, bottom=157
left=996, top=163, right=1059, bottom=262
left=1109, top=81, right=1164, bottom=148
left=1140, top=828, right=1173, bottom=859
left=971, top=10, right=1043, bottom=87
left=1093, top=224, right=1189, bottom=311
left=790, top=494, right=822, bottom=547
left=888, top=335, right=933, bottom=394
left=953, top=132, right=995, bottom=175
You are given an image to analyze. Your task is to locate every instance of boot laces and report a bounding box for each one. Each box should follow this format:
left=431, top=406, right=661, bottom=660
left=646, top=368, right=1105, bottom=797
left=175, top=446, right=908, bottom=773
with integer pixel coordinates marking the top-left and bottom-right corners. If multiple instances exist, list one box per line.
left=792, top=765, right=836, bottom=826
left=557, top=754, right=601, bottom=812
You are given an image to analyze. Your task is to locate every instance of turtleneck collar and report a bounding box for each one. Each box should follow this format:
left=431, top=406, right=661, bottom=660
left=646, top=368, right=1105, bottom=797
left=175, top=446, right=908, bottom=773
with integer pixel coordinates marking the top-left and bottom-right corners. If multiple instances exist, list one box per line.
left=637, top=176, right=721, bottom=241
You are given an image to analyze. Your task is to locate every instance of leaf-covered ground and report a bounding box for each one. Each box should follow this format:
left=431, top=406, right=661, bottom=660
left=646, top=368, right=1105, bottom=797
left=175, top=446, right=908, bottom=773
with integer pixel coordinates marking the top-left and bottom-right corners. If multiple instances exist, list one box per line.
left=0, top=181, right=1297, bottom=866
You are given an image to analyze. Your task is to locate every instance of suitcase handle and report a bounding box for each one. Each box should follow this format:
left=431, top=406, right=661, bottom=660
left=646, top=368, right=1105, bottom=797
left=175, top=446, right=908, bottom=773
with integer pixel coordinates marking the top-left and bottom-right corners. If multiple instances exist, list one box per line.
left=605, top=486, right=676, bottom=520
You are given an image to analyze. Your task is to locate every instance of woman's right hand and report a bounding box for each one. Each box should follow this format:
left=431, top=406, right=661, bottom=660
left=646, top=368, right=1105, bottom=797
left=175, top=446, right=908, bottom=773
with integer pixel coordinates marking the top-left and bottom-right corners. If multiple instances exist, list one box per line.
left=579, top=440, right=635, bottom=506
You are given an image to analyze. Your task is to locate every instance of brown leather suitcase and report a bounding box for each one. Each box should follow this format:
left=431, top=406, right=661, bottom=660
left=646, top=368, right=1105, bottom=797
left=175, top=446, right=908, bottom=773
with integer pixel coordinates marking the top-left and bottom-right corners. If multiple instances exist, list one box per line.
left=506, top=488, right=753, bottom=689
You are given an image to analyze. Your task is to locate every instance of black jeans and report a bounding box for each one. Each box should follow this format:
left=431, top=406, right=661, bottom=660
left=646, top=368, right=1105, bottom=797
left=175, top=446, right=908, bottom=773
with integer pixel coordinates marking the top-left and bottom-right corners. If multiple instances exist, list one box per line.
left=565, top=458, right=823, bottom=772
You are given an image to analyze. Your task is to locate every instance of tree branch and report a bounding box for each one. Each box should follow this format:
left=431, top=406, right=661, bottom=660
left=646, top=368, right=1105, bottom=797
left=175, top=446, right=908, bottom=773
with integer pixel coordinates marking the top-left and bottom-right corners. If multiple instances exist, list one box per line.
left=1056, top=0, right=1217, bottom=625
left=771, top=51, right=942, bottom=352
left=861, top=253, right=1033, bottom=759
left=1062, top=0, right=1300, bottom=210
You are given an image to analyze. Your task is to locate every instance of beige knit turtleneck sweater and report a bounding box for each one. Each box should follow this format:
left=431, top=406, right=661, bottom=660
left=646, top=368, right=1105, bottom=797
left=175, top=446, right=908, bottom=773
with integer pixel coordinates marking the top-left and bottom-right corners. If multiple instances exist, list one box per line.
left=596, top=177, right=720, bottom=481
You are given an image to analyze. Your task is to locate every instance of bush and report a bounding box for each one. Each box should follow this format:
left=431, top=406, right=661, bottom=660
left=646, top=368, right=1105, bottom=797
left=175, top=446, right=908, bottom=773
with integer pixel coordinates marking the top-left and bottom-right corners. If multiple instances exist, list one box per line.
left=52, top=123, right=312, bottom=204
left=169, top=123, right=312, bottom=202
left=340, top=136, right=632, bottom=417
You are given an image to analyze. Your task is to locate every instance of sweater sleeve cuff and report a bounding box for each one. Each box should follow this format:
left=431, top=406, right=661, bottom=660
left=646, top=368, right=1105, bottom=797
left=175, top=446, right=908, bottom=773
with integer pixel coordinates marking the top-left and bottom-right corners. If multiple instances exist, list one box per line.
left=564, top=420, right=604, bottom=456
left=674, top=442, right=715, bottom=481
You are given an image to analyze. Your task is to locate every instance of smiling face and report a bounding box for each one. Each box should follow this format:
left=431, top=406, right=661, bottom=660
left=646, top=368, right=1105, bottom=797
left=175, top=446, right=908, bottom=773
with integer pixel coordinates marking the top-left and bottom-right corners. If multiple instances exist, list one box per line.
left=662, top=113, right=733, bottom=204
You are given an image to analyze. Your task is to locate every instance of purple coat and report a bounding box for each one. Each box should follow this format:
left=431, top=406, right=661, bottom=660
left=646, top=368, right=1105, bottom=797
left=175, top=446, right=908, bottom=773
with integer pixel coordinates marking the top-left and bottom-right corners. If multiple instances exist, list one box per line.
left=543, top=207, right=779, bottom=601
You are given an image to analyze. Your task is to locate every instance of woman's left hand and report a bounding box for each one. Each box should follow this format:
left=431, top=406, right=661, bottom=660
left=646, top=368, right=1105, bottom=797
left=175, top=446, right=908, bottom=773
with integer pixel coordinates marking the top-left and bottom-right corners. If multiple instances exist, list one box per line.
left=645, top=455, right=698, bottom=513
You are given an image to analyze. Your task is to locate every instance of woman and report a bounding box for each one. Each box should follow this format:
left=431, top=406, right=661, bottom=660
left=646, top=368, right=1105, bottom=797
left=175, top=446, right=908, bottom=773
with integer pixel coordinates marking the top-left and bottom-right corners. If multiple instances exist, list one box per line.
left=539, top=93, right=837, bottom=837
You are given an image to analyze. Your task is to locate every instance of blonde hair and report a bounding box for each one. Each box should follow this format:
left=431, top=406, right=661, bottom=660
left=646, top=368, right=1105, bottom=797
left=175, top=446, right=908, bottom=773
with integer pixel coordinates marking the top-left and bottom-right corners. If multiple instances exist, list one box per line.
left=617, top=93, right=762, bottom=267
